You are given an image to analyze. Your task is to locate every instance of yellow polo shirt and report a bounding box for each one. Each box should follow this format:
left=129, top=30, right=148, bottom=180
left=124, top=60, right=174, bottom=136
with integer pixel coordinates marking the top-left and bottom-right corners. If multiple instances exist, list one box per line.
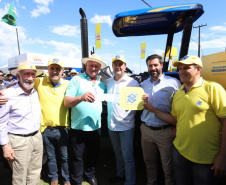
left=34, top=77, right=70, bottom=132
left=171, top=78, right=226, bottom=164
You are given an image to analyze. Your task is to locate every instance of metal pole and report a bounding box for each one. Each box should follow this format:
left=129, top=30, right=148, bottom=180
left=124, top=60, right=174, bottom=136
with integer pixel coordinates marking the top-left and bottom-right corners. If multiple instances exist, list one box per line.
left=193, top=24, right=207, bottom=57
left=16, top=28, right=20, bottom=55
left=141, top=0, right=152, bottom=7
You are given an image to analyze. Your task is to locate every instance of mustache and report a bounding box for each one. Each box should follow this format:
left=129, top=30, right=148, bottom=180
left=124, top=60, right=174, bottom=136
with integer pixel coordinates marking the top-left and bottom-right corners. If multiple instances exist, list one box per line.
left=24, top=80, right=34, bottom=83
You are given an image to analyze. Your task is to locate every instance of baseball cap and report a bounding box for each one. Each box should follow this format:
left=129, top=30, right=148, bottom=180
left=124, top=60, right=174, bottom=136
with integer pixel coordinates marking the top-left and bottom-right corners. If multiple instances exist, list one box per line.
left=112, top=55, right=126, bottom=63
left=48, top=58, right=64, bottom=68
left=173, top=55, right=203, bottom=67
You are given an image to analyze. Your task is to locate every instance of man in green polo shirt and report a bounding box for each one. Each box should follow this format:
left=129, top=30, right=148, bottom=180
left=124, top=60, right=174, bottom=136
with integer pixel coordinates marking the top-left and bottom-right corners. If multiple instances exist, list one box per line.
left=64, top=53, right=106, bottom=185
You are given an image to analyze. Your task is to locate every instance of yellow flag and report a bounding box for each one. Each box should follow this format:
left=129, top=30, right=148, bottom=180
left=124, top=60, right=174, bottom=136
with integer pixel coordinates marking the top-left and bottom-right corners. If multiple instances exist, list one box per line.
left=95, top=23, right=101, bottom=49
left=166, top=47, right=177, bottom=57
left=141, top=43, right=146, bottom=59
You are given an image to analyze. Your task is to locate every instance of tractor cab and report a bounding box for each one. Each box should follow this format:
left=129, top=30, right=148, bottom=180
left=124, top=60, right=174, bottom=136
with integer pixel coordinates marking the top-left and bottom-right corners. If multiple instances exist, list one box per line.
left=112, top=3, right=204, bottom=74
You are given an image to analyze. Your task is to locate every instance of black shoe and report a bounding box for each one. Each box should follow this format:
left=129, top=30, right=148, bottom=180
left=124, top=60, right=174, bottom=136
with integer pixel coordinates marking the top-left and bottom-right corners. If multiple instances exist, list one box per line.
left=108, top=175, right=125, bottom=184
left=87, top=177, right=98, bottom=185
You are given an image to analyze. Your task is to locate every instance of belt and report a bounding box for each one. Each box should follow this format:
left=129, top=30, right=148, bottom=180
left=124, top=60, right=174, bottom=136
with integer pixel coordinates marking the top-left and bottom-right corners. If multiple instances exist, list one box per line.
left=142, top=122, right=172, bottom=130
left=47, top=126, right=65, bottom=130
left=9, top=130, right=38, bottom=137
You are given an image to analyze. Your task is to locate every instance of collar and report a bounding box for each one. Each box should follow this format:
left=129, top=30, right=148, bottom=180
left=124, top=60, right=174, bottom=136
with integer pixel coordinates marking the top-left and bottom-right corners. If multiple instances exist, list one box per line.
left=180, top=77, right=204, bottom=91
left=47, top=76, right=64, bottom=85
left=83, top=72, right=100, bottom=81
left=114, top=73, right=128, bottom=82
left=150, top=73, right=164, bottom=83
left=15, top=83, right=36, bottom=95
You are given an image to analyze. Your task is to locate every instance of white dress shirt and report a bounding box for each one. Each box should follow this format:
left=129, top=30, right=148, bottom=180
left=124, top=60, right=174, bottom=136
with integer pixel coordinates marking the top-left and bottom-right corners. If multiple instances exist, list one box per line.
left=106, top=74, right=139, bottom=131
left=0, top=83, right=41, bottom=145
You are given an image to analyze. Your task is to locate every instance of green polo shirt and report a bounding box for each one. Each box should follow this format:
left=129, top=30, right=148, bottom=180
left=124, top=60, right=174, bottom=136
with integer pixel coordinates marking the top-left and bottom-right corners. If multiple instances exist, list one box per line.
left=65, top=72, right=105, bottom=131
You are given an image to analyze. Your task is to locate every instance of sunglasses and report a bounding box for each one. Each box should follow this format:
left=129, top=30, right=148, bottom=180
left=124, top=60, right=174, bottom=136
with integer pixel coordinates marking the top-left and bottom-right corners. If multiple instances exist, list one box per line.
left=71, top=73, right=77, bottom=75
left=0, top=75, right=3, bottom=77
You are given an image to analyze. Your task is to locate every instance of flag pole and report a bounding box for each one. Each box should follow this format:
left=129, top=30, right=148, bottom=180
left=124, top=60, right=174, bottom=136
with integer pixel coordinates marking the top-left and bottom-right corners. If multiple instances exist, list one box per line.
left=16, top=28, right=20, bottom=55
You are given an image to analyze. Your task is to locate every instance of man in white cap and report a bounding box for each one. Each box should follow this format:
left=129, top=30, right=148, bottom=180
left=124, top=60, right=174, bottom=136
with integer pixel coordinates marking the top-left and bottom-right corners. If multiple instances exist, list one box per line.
left=106, top=55, right=139, bottom=185
left=144, top=55, right=226, bottom=184
left=36, top=58, right=70, bottom=185
left=64, top=53, right=106, bottom=185
left=0, top=60, right=43, bottom=185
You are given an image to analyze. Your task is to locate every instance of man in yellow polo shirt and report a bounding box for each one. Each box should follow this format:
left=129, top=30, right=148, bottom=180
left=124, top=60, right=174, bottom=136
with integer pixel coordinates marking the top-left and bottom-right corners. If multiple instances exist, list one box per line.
left=172, top=56, right=226, bottom=185
left=35, top=58, right=70, bottom=185
left=143, top=56, right=226, bottom=184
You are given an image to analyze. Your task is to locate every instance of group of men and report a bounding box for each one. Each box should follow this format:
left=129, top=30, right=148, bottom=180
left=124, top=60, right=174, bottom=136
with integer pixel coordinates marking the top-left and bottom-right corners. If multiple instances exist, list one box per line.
left=0, top=70, right=17, bottom=90
left=0, top=53, right=226, bottom=185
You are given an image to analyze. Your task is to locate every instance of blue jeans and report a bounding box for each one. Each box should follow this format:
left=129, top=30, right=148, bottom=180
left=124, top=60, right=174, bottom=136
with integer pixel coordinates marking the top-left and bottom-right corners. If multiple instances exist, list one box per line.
left=108, top=128, right=136, bottom=185
left=42, top=127, right=70, bottom=183
left=173, top=146, right=215, bottom=185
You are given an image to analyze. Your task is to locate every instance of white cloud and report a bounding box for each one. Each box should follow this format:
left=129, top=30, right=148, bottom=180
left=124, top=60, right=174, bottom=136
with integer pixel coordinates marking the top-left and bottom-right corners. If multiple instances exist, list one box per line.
left=209, top=25, right=226, bottom=32
left=129, top=63, right=147, bottom=74
left=189, top=36, right=226, bottom=50
left=50, top=25, right=80, bottom=37
left=117, top=50, right=124, bottom=53
left=16, top=0, right=26, bottom=10
left=30, top=0, right=53, bottom=18
left=46, top=40, right=81, bottom=59
left=90, top=14, right=112, bottom=27
left=100, top=53, right=113, bottom=67
left=153, top=49, right=164, bottom=55
left=102, top=38, right=118, bottom=46
left=0, top=23, right=26, bottom=67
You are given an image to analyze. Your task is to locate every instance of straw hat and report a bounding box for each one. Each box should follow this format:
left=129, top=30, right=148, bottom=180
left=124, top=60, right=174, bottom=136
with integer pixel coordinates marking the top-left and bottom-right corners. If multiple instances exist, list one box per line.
left=81, top=53, right=107, bottom=69
left=69, top=69, right=79, bottom=74
left=11, top=60, right=43, bottom=76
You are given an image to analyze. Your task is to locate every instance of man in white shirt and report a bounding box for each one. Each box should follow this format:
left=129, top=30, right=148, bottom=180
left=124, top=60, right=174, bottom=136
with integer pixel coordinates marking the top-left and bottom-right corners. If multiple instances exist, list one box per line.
left=0, top=60, right=43, bottom=185
left=106, top=55, right=139, bottom=185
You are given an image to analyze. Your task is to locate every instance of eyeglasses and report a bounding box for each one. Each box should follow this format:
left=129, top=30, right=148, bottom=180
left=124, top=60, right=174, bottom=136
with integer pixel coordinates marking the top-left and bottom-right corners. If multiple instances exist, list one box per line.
left=0, top=75, right=3, bottom=77
left=71, top=73, right=76, bottom=75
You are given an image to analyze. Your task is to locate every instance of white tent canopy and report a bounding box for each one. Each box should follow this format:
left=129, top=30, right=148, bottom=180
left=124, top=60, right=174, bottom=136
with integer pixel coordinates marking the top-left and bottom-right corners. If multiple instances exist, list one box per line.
left=8, top=53, right=82, bottom=70
left=0, top=64, right=8, bottom=73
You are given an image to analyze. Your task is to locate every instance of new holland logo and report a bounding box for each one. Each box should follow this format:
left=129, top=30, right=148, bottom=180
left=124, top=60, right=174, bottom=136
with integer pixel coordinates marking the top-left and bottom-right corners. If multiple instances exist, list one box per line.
left=212, top=65, right=226, bottom=72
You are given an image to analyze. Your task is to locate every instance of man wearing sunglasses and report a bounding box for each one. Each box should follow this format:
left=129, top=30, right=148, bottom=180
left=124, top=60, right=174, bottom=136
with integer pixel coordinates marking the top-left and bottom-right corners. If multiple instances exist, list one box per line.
left=0, top=70, right=10, bottom=91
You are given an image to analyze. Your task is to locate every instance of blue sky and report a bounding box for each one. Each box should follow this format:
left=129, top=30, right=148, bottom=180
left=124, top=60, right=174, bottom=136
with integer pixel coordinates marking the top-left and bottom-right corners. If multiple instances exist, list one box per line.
left=0, top=0, right=226, bottom=73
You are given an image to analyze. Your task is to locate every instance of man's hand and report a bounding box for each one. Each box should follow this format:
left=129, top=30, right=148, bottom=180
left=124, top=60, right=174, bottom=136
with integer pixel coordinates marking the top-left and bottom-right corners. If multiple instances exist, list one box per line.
left=81, top=92, right=95, bottom=103
left=212, top=153, right=226, bottom=177
left=212, top=118, right=226, bottom=178
left=0, top=96, right=8, bottom=107
left=142, top=94, right=148, bottom=102
left=142, top=94, right=154, bottom=112
left=2, top=144, right=15, bottom=161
